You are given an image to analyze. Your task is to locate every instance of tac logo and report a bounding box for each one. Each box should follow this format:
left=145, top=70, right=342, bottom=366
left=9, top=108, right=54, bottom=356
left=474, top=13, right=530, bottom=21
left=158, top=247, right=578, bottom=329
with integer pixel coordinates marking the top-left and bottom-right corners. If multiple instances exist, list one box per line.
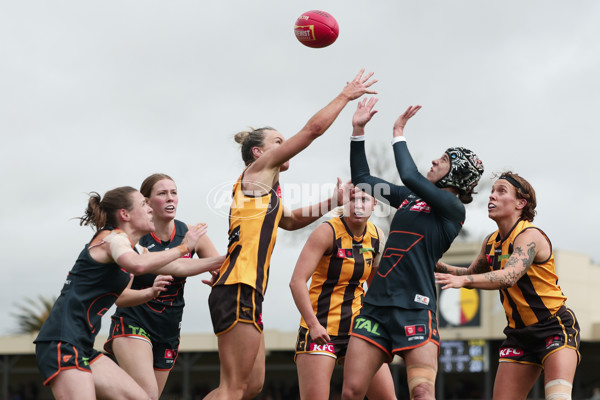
left=337, top=248, right=353, bottom=259
left=499, top=347, right=523, bottom=357
left=405, top=324, right=426, bottom=336
left=310, top=343, right=335, bottom=353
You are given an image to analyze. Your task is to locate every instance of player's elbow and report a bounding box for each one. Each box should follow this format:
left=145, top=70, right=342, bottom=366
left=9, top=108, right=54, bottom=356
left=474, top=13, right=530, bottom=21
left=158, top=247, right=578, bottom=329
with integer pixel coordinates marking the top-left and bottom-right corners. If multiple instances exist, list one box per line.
left=304, top=121, right=327, bottom=139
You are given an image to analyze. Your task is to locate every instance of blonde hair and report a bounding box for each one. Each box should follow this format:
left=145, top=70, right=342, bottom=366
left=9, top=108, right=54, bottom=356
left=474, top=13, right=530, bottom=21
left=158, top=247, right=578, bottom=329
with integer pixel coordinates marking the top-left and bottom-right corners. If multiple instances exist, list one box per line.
left=234, top=126, right=276, bottom=165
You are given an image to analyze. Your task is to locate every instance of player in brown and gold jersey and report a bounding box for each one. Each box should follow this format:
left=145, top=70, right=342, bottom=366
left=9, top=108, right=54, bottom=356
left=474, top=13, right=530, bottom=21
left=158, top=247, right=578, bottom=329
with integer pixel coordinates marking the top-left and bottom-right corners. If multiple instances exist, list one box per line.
left=436, top=172, right=580, bottom=400
left=205, top=69, right=378, bottom=400
left=290, top=187, right=395, bottom=400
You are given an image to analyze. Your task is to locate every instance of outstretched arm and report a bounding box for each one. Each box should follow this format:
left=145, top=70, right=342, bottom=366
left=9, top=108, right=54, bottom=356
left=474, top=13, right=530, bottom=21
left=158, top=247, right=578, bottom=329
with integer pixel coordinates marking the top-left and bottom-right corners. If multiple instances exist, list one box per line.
left=391, top=106, right=464, bottom=219
left=154, top=254, right=226, bottom=277
left=249, top=69, right=377, bottom=177
left=436, top=230, right=545, bottom=290
left=279, top=178, right=352, bottom=231
left=350, top=98, right=409, bottom=208
left=107, top=224, right=205, bottom=275
left=436, top=236, right=492, bottom=276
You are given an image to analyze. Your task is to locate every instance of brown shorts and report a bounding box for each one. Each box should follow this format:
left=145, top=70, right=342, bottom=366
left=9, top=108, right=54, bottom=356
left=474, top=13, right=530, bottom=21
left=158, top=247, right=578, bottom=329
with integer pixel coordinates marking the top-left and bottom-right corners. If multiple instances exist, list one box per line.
left=294, top=326, right=350, bottom=364
left=208, top=283, right=263, bottom=335
left=499, top=306, right=581, bottom=367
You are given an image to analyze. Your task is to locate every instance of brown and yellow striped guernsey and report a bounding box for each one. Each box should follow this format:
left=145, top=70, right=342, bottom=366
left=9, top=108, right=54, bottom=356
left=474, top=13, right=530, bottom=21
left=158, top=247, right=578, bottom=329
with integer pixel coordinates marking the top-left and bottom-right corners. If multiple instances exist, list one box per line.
left=214, top=171, right=283, bottom=296
left=300, top=216, right=380, bottom=336
left=485, top=219, right=566, bottom=328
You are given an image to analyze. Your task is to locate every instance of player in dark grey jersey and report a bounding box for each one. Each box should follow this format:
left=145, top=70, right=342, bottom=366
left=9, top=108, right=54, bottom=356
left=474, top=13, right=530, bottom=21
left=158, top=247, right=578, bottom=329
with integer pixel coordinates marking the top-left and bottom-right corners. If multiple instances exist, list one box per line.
left=341, top=100, right=484, bottom=400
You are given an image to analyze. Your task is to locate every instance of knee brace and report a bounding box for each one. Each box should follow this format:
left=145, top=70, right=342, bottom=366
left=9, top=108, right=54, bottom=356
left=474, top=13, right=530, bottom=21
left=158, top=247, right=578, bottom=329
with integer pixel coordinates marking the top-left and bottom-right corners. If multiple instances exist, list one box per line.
left=406, top=364, right=436, bottom=397
left=545, top=379, right=572, bottom=400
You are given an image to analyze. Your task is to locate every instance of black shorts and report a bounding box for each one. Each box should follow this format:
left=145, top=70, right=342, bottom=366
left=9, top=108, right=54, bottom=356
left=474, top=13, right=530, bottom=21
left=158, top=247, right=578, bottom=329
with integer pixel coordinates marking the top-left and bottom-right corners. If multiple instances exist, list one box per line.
left=208, top=283, right=263, bottom=335
left=350, top=304, right=440, bottom=362
left=499, top=306, right=581, bottom=367
left=35, top=341, right=103, bottom=386
left=294, top=326, right=350, bottom=364
left=104, top=315, right=181, bottom=371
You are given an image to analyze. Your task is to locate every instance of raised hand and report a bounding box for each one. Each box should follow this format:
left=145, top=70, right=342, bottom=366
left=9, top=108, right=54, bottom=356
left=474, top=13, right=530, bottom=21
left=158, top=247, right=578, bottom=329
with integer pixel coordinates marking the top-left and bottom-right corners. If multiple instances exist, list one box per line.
left=352, top=97, right=379, bottom=129
left=330, top=178, right=354, bottom=208
left=393, top=105, right=422, bottom=137
left=341, top=69, right=378, bottom=101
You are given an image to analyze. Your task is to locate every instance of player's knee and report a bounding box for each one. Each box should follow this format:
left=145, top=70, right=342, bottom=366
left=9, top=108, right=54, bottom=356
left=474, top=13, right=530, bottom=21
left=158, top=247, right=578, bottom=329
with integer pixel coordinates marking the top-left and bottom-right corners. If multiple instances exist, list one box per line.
left=124, top=390, right=152, bottom=400
left=407, top=364, right=436, bottom=400
left=412, top=382, right=435, bottom=400
left=243, top=381, right=263, bottom=399
left=341, top=382, right=363, bottom=400
left=545, top=379, right=572, bottom=400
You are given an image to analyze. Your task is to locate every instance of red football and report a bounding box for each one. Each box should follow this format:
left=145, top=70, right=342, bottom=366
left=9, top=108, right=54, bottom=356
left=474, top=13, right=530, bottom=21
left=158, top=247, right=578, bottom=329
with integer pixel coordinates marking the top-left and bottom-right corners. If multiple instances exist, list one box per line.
left=294, top=10, right=339, bottom=48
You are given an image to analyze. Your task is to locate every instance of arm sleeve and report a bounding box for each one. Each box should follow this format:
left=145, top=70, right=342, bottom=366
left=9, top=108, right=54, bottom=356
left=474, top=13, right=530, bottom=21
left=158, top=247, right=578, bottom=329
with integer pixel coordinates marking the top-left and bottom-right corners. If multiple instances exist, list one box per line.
left=350, top=140, right=409, bottom=209
left=393, top=141, right=464, bottom=220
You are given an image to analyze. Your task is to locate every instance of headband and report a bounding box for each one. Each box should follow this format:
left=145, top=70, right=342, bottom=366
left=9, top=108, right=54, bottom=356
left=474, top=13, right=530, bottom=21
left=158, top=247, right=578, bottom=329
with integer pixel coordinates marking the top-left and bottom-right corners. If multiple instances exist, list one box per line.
left=499, top=174, right=528, bottom=195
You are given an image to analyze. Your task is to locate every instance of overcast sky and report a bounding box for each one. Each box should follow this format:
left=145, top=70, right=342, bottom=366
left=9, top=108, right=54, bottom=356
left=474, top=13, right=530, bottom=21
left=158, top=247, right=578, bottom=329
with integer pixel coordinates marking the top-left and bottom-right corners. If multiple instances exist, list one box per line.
left=1, top=1, right=599, bottom=336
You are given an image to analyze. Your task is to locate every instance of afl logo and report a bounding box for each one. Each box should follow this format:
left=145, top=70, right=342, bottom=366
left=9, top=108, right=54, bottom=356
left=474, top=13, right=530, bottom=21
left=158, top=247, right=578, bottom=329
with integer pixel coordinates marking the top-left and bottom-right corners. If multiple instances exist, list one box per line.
left=206, top=180, right=281, bottom=220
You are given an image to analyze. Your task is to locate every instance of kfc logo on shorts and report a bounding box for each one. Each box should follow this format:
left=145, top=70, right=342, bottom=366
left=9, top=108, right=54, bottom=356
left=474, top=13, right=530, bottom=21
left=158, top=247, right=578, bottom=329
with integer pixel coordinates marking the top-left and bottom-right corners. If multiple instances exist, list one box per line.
left=164, top=349, right=176, bottom=359
left=499, top=347, right=523, bottom=357
left=545, top=335, right=562, bottom=348
left=310, top=343, right=335, bottom=353
left=405, top=324, right=426, bottom=336
left=337, top=249, right=353, bottom=259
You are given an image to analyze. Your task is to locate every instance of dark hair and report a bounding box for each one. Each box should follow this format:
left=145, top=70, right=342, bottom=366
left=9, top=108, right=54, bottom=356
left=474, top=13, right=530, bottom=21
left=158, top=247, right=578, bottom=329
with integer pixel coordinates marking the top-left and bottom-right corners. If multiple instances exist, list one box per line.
left=496, top=171, right=537, bottom=221
left=140, top=173, right=175, bottom=198
left=234, top=126, right=276, bottom=166
left=79, top=186, right=138, bottom=229
left=458, top=191, right=474, bottom=205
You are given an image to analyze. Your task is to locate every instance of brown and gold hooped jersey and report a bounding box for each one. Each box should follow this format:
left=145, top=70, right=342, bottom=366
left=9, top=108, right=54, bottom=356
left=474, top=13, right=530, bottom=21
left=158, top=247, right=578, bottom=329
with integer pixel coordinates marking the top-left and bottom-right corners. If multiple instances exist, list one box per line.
left=300, top=217, right=380, bottom=337
left=214, top=171, right=283, bottom=297
left=485, top=219, right=566, bottom=328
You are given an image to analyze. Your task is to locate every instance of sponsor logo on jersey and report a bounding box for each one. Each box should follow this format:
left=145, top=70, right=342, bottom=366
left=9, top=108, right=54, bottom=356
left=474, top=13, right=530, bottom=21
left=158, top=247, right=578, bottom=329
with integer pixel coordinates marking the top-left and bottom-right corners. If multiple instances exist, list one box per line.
left=499, top=347, right=523, bottom=357
left=310, top=343, right=335, bottom=353
left=337, top=248, right=353, bottom=259
left=62, top=355, right=72, bottom=363
left=399, top=199, right=410, bottom=209
left=410, top=200, right=431, bottom=213
left=414, top=294, right=430, bottom=305
left=276, top=185, right=282, bottom=199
